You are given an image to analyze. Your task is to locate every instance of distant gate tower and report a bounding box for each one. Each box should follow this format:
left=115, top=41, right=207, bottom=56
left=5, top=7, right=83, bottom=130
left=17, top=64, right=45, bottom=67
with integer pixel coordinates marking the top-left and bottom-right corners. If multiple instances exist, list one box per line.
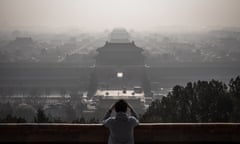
left=93, top=28, right=148, bottom=90
left=96, top=29, right=144, bottom=66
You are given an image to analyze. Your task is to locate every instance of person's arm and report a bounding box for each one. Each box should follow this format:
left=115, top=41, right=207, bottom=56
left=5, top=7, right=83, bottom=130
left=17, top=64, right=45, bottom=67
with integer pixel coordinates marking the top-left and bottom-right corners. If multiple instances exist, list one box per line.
left=127, top=103, right=138, bottom=119
left=127, top=103, right=139, bottom=127
left=103, top=103, right=114, bottom=121
left=102, top=104, right=115, bottom=127
left=103, top=108, right=112, bottom=121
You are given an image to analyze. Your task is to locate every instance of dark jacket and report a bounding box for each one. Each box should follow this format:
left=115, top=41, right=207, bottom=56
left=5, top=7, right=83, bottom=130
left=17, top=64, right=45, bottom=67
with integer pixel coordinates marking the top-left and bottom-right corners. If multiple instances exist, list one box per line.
left=103, top=110, right=139, bottom=144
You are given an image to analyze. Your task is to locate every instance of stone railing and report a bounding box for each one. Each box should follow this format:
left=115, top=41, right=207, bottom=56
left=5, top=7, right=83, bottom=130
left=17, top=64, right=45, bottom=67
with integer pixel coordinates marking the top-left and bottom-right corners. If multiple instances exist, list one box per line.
left=0, top=123, right=239, bottom=143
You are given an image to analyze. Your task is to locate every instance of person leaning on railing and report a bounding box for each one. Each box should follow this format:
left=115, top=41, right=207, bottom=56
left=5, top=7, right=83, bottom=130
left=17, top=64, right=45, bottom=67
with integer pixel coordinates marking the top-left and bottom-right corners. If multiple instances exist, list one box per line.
left=103, top=99, right=139, bottom=144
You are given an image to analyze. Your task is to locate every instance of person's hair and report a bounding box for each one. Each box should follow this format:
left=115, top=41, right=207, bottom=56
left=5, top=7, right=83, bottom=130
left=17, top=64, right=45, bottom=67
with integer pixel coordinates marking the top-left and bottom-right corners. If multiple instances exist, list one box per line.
left=115, top=99, right=128, bottom=113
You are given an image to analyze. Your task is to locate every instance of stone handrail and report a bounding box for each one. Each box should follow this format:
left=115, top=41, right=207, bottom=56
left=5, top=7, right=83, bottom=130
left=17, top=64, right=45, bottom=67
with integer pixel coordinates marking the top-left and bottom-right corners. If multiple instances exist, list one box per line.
left=0, top=123, right=239, bottom=143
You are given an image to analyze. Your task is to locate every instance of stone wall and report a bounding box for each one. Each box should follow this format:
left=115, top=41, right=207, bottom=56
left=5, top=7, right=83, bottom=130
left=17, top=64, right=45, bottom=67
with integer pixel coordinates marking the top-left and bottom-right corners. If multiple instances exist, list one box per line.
left=0, top=123, right=239, bottom=143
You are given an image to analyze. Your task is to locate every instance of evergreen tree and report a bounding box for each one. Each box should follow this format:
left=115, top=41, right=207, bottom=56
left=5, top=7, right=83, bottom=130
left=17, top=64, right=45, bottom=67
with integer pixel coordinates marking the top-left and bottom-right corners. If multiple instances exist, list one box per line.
left=65, top=103, right=76, bottom=122
left=72, top=117, right=86, bottom=124
left=34, top=108, right=49, bottom=123
left=87, top=71, right=98, bottom=97
left=229, top=76, right=240, bottom=122
left=0, top=114, right=26, bottom=123
left=0, top=102, right=13, bottom=119
left=141, top=72, right=152, bottom=96
left=141, top=79, right=233, bottom=123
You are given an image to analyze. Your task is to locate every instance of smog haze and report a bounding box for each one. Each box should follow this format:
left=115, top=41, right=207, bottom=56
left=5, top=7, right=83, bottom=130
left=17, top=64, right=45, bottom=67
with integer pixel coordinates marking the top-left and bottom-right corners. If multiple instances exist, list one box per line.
left=1, top=0, right=240, bottom=32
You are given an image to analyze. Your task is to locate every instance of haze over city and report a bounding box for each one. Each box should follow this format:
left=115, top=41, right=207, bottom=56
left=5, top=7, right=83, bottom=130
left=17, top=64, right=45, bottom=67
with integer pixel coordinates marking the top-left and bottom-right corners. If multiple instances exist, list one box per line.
left=1, top=0, right=240, bottom=32
left=0, top=0, right=240, bottom=134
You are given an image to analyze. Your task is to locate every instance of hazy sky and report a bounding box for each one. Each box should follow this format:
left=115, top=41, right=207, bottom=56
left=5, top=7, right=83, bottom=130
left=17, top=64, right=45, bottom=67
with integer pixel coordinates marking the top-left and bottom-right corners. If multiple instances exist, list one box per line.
left=1, top=0, right=240, bottom=32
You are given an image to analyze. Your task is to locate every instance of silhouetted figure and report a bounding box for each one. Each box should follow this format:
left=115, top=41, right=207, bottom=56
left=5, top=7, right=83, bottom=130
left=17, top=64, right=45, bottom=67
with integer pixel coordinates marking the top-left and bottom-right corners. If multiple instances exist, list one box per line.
left=103, top=99, right=139, bottom=144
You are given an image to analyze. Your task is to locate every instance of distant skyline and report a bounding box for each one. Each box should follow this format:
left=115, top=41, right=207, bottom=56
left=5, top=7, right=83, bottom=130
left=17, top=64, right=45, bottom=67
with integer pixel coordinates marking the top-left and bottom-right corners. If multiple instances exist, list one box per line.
left=1, top=0, right=240, bottom=32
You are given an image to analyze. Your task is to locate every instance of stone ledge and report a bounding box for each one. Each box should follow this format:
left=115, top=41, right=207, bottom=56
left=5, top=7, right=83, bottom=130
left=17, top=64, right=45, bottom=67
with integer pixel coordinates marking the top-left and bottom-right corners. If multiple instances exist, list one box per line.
left=0, top=123, right=239, bottom=143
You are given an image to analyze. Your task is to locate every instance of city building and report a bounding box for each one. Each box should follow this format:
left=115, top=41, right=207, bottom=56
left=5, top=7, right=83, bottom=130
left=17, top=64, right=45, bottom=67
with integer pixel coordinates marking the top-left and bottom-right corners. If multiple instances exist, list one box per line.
left=94, top=28, right=147, bottom=90
left=90, top=28, right=151, bottom=115
left=94, top=87, right=146, bottom=114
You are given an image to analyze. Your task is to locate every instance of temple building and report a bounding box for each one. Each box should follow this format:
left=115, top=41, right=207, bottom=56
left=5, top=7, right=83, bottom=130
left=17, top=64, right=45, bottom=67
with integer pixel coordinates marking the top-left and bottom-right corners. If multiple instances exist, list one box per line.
left=95, top=28, right=144, bottom=66
left=94, top=28, right=147, bottom=90
left=89, top=28, right=150, bottom=115
left=95, top=42, right=144, bottom=66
